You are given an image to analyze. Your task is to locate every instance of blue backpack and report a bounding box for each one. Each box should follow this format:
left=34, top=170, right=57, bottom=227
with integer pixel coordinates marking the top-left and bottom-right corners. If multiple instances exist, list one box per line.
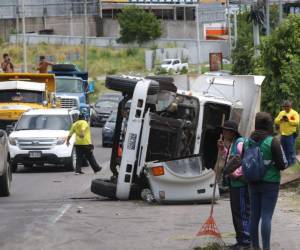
left=241, top=137, right=270, bottom=182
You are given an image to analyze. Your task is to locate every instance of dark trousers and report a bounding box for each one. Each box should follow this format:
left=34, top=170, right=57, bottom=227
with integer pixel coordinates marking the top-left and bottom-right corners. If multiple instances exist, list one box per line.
left=249, top=183, right=279, bottom=250
left=230, top=185, right=251, bottom=245
left=75, top=145, right=100, bottom=173
left=281, top=134, right=295, bottom=166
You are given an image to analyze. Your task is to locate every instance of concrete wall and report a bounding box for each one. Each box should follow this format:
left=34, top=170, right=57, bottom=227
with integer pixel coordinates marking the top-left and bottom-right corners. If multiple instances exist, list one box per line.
left=0, top=16, right=100, bottom=39
left=9, top=34, right=229, bottom=63
left=1, top=17, right=205, bottom=41
left=101, top=19, right=200, bottom=39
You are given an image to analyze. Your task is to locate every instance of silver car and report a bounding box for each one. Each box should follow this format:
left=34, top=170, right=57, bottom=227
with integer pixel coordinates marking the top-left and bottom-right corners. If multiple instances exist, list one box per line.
left=0, top=130, right=12, bottom=196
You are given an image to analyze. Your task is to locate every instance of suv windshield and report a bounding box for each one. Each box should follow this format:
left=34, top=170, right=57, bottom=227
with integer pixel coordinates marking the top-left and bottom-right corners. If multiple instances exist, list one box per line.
left=56, top=78, right=83, bottom=93
left=0, top=90, right=43, bottom=103
left=16, top=115, right=71, bottom=130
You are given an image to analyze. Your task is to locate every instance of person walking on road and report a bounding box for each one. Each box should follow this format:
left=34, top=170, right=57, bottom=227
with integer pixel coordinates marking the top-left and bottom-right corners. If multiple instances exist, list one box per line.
left=248, top=112, right=287, bottom=250
left=66, top=113, right=102, bottom=175
left=217, top=120, right=250, bottom=250
left=36, top=55, right=53, bottom=73
left=1, top=53, right=14, bottom=73
left=274, top=100, right=299, bottom=166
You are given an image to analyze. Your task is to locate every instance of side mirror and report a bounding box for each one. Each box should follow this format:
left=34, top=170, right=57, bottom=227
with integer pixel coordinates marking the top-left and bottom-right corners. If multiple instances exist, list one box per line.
left=5, top=125, right=13, bottom=135
left=88, top=81, right=95, bottom=94
left=0, top=130, right=5, bottom=137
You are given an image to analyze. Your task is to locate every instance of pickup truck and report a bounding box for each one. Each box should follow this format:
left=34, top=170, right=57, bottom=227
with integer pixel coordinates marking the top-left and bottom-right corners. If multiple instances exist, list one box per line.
left=160, top=59, right=188, bottom=73
left=91, top=74, right=264, bottom=203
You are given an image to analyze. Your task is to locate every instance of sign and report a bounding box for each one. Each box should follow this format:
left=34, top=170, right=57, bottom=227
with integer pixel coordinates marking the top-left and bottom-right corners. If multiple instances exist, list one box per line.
left=209, top=53, right=222, bottom=71
left=203, top=22, right=228, bottom=40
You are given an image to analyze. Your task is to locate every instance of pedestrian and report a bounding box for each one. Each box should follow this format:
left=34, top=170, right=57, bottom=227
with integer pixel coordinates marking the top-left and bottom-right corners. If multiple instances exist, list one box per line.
left=1, top=53, right=14, bottom=73
left=217, top=120, right=250, bottom=250
left=36, top=55, right=53, bottom=73
left=247, top=112, right=287, bottom=250
left=274, top=100, right=299, bottom=166
left=66, top=112, right=102, bottom=175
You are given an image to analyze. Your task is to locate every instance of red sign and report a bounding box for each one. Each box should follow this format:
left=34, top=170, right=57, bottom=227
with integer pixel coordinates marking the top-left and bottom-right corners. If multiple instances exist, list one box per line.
left=209, top=53, right=223, bottom=71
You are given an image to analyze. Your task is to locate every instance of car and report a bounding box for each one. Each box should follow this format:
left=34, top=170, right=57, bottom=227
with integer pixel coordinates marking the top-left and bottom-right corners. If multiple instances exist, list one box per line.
left=0, top=129, right=12, bottom=196
left=90, top=99, right=119, bottom=127
left=8, top=109, right=78, bottom=172
left=160, top=59, right=188, bottom=73
left=102, top=112, right=117, bottom=147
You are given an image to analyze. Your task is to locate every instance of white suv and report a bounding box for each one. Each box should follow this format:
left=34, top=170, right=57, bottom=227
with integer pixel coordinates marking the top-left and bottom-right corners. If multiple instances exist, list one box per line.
left=8, top=109, right=77, bottom=172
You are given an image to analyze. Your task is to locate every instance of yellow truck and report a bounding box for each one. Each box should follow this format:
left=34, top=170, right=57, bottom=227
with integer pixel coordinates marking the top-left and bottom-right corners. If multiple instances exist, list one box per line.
left=0, top=73, right=57, bottom=130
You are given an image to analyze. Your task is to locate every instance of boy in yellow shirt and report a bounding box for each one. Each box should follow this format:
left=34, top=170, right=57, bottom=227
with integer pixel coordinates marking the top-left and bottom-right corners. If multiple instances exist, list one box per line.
left=275, top=100, right=299, bottom=166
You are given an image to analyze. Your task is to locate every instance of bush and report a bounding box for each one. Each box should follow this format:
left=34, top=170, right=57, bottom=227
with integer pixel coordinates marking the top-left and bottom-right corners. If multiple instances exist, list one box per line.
left=180, top=67, right=188, bottom=74
left=126, top=48, right=138, bottom=57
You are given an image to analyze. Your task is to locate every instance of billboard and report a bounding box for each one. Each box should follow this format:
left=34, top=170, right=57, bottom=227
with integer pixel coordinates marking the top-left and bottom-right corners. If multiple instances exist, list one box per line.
left=203, top=22, right=228, bottom=40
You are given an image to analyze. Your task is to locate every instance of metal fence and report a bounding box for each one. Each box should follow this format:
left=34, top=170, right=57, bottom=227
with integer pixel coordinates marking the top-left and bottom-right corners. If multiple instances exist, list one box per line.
left=0, top=0, right=99, bottom=19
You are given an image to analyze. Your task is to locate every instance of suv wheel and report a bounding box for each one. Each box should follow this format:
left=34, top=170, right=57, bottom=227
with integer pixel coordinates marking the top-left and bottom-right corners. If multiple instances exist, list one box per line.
left=65, top=148, right=76, bottom=171
left=105, top=76, right=159, bottom=96
left=0, top=160, right=12, bottom=196
left=11, top=162, right=18, bottom=173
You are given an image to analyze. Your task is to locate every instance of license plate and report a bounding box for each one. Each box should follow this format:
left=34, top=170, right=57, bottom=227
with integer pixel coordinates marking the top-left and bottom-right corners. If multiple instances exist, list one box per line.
left=29, top=151, right=42, bottom=158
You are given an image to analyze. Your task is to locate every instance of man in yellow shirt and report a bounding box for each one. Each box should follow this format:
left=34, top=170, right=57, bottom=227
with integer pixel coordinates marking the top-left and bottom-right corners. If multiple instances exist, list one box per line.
left=275, top=100, right=299, bottom=166
left=67, top=113, right=101, bottom=174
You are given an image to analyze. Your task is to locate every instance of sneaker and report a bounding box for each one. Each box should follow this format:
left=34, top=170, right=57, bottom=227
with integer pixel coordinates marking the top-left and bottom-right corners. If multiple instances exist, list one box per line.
left=94, top=167, right=102, bottom=174
left=228, top=243, right=250, bottom=250
left=75, top=171, right=85, bottom=175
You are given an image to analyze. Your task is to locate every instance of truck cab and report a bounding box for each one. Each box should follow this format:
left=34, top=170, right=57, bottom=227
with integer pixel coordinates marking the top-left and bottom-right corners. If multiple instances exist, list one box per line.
left=0, top=73, right=56, bottom=130
left=50, top=64, right=92, bottom=120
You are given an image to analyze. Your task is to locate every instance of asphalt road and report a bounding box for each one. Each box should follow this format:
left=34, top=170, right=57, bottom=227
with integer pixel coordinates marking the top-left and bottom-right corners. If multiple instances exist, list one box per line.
left=0, top=127, right=112, bottom=249
left=0, top=128, right=300, bottom=250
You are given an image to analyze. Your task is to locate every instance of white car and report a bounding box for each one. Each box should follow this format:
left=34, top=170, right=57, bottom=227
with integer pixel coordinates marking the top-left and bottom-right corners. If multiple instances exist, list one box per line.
left=160, top=59, right=188, bottom=73
left=8, top=109, right=77, bottom=172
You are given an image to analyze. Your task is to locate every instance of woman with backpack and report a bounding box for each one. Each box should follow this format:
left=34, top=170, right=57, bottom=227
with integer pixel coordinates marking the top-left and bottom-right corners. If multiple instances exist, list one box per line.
left=217, top=120, right=250, bottom=250
left=246, top=112, right=287, bottom=250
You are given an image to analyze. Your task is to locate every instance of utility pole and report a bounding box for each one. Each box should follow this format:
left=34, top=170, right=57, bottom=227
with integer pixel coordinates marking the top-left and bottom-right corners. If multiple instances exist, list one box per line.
left=16, top=0, right=19, bottom=45
left=83, top=0, right=88, bottom=71
left=234, top=11, right=237, bottom=48
left=195, top=4, right=201, bottom=74
left=279, top=0, right=283, bottom=23
left=70, top=9, right=74, bottom=36
left=253, top=0, right=260, bottom=57
left=265, top=0, right=270, bottom=35
left=21, top=0, right=27, bottom=72
left=226, top=0, right=232, bottom=58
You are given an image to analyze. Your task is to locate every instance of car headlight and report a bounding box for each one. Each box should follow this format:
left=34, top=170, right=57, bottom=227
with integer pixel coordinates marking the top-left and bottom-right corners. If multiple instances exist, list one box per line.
left=9, top=137, right=17, bottom=146
left=56, top=137, right=67, bottom=145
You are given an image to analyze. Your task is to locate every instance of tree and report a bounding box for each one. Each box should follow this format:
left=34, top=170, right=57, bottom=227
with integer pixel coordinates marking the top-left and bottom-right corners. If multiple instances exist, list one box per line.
left=117, top=6, right=162, bottom=46
left=260, top=15, right=300, bottom=115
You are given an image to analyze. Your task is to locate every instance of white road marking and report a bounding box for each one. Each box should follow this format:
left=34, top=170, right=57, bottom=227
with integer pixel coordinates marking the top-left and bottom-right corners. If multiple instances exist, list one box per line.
left=49, top=204, right=72, bottom=225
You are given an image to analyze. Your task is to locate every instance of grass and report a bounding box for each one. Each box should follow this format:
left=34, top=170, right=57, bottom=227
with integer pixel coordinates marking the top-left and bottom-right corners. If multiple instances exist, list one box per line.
left=0, top=43, right=232, bottom=99
left=0, top=43, right=148, bottom=99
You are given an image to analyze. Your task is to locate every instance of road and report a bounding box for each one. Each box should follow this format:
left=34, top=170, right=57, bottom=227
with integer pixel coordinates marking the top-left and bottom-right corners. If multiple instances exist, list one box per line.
left=0, top=128, right=300, bottom=250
